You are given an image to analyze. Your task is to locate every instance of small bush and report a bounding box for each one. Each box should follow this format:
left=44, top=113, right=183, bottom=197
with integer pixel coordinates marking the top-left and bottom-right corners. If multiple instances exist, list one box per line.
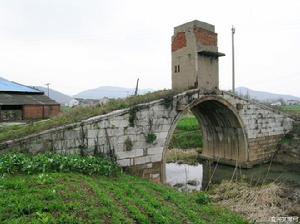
left=162, top=92, right=175, bottom=109
left=195, top=192, right=210, bottom=205
left=0, top=153, right=120, bottom=176
left=145, top=133, right=157, bottom=144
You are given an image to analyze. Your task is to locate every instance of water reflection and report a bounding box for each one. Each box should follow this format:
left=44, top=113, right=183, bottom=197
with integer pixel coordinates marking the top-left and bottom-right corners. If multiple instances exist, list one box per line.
left=166, top=161, right=300, bottom=192
left=166, top=163, right=203, bottom=192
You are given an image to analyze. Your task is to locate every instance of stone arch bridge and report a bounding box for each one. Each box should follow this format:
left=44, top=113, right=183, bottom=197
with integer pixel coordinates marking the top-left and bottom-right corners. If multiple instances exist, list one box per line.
left=0, top=89, right=293, bottom=183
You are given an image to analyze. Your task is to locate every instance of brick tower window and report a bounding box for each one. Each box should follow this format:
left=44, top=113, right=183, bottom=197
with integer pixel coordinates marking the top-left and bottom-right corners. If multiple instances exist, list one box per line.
left=174, top=65, right=180, bottom=73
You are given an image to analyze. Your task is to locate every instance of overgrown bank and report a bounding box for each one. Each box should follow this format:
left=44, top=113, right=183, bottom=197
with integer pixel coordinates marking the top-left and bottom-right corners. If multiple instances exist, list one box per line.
left=0, top=153, right=246, bottom=224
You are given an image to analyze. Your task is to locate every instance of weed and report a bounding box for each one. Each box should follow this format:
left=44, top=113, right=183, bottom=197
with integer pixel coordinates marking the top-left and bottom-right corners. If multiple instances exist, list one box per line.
left=129, top=107, right=138, bottom=127
left=162, top=92, right=175, bottom=109
left=195, top=192, right=211, bottom=205
left=145, top=133, right=157, bottom=144
left=124, top=137, right=133, bottom=151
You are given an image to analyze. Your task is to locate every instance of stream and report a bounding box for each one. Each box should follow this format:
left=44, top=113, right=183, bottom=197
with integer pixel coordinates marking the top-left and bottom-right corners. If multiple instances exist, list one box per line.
left=166, top=161, right=300, bottom=192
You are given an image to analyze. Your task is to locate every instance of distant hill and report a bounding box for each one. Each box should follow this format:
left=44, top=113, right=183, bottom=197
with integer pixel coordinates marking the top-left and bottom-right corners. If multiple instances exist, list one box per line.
left=35, top=86, right=73, bottom=105
left=74, top=86, right=154, bottom=99
left=236, top=87, right=300, bottom=102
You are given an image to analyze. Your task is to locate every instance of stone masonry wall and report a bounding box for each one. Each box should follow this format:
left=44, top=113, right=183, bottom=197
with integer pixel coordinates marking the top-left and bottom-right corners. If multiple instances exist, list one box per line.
left=0, top=100, right=178, bottom=183
left=0, top=89, right=294, bottom=182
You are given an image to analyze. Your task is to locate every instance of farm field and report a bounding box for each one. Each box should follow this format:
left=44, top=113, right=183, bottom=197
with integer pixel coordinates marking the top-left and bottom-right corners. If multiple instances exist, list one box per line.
left=0, top=154, right=246, bottom=224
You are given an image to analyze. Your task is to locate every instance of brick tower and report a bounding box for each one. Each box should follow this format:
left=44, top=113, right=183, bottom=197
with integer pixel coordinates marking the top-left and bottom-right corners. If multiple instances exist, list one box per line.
left=171, top=20, right=225, bottom=91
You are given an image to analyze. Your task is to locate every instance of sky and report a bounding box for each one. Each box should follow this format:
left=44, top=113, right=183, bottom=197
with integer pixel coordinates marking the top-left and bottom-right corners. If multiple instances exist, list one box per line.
left=0, top=0, right=299, bottom=96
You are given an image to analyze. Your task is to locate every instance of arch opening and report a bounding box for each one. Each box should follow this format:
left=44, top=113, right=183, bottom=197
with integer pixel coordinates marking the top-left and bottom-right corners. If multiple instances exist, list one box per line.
left=162, top=97, right=248, bottom=184
left=191, top=99, right=248, bottom=163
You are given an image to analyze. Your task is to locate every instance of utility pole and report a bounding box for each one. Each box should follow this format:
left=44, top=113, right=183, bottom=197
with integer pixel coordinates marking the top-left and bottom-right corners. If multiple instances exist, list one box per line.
left=134, top=78, right=139, bottom=96
left=45, top=83, right=50, bottom=97
left=231, top=26, right=235, bottom=94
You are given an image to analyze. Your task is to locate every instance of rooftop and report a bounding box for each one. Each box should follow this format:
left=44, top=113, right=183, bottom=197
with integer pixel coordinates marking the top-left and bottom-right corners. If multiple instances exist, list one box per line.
left=0, top=93, right=59, bottom=105
left=0, top=78, right=42, bottom=94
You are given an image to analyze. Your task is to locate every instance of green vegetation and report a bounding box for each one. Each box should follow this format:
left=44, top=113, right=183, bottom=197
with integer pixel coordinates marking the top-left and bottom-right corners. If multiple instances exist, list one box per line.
left=145, top=133, right=157, bottom=144
left=169, top=115, right=203, bottom=149
left=0, top=90, right=178, bottom=143
left=166, top=148, right=201, bottom=165
left=0, top=153, right=119, bottom=177
left=0, top=173, right=247, bottom=224
left=0, top=153, right=246, bottom=224
left=280, top=104, right=300, bottom=116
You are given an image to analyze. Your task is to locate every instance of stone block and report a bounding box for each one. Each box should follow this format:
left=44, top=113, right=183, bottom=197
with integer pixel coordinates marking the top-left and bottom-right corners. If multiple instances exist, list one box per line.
left=149, top=153, right=162, bottom=162
left=116, top=148, right=144, bottom=159
left=148, top=147, right=164, bottom=155
left=134, top=156, right=151, bottom=165
left=117, top=159, right=131, bottom=167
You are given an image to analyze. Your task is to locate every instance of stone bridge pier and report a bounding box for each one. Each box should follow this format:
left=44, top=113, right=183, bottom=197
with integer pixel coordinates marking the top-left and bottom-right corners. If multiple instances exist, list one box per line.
left=0, top=89, right=293, bottom=183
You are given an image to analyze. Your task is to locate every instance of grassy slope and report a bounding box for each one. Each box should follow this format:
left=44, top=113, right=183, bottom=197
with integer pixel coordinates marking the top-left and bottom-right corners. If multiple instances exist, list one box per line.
left=169, top=116, right=203, bottom=149
left=0, top=173, right=247, bottom=224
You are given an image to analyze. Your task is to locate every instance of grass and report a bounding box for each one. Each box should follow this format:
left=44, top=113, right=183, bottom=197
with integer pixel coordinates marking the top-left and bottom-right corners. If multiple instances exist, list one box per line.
left=166, top=148, right=201, bottom=165
left=280, top=105, right=300, bottom=116
left=210, top=180, right=298, bottom=223
left=0, top=174, right=247, bottom=224
left=169, top=115, right=203, bottom=149
left=0, top=153, right=247, bottom=223
left=0, top=90, right=177, bottom=143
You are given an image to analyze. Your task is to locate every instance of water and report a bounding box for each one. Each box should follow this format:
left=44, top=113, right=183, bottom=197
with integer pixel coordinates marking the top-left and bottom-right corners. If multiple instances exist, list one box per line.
left=166, top=163, right=203, bottom=192
left=166, top=161, right=300, bottom=192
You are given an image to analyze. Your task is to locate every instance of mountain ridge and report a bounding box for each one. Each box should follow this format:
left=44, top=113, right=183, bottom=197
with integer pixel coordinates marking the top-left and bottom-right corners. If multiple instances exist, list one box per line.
left=236, top=87, right=300, bottom=102
left=73, top=86, right=154, bottom=99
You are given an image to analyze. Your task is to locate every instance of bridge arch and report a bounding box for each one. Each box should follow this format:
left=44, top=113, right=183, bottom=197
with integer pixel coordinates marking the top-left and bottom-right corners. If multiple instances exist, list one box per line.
left=161, top=95, right=249, bottom=182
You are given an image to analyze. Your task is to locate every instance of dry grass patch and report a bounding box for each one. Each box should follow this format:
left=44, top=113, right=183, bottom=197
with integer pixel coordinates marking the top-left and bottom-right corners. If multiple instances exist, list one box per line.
left=166, top=148, right=201, bottom=165
left=210, top=180, right=300, bottom=223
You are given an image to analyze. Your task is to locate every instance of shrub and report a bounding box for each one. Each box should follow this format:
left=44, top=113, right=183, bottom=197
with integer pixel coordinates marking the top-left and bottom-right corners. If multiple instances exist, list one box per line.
left=162, top=91, right=175, bottom=109
left=145, top=133, right=157, bottom=144
left=195, top=192, right=210, bottom=205
left=0, top=153, right=120, bottom=177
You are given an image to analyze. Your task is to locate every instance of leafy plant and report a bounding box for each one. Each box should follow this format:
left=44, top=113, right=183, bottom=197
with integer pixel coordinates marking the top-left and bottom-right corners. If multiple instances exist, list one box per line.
left=0, top=153, right=120, bottom=177
left=145, top=133, right=157, bottom=144
left=195, top=192, right=211, bottom=205
left=0, top=173, right=247, bottom=223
